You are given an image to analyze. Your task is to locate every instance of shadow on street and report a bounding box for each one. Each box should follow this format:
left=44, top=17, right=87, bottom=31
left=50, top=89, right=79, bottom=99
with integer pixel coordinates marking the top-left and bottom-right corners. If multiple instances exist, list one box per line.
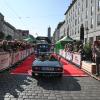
left=36, top=76, right=81, bottom=91
left=0, top=72, right=32, bottom=100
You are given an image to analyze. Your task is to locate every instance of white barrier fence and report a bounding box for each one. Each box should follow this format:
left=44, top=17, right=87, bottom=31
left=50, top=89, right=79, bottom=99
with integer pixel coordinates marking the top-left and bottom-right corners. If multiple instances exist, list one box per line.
left=0, top=48, right=34, bottom=71
left=59, top=50, right=81, bottom=67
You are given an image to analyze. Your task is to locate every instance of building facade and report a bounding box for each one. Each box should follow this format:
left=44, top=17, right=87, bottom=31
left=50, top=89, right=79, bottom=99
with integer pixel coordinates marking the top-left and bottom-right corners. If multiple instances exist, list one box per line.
left=53, top=21, right=66, bottom=43
left=3, top=21, right=16, bottom=40
left=0, top=13, right=4, bottom=33
left=53, top=28, right=59, bottom=43
left=64, top=0, right=100, bottom=44
left=0, top=12, right=30, bottom=40
left=59, top=21, right=66, bottom=39
left=16, top=29, right=29, bottom=40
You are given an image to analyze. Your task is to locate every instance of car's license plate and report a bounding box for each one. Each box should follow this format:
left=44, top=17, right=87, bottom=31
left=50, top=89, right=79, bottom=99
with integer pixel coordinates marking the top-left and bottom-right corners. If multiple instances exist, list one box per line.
left=42, top=67, right=54, bottom=71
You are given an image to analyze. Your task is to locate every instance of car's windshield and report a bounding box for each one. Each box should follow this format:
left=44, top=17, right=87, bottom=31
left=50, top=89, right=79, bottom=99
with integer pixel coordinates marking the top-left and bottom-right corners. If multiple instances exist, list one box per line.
left=38, top=53, right=58, bottom=61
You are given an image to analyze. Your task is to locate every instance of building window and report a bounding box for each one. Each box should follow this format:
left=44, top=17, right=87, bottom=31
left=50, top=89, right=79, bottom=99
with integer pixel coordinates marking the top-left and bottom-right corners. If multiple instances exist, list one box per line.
left=78, top=26, right=79, bottom=34
left=98, top=0, right=100, bottom=11
left=96, top=36, right=100, bottom=40
left=91, top=18, right=93, bottom=28
left=85, top=21, right=88, bottom=28
left=86, top=10, right=88, bottom=19
left=78, top=2, right=80, bottom=6
left=78, top=8, right=80, bottom=15
left=64, top=28, right=65, bottom=36
left=86, top=0, right=88, bottom=8
left=75, top=28, right=76, bottom=34
left=75, top=19, right=77, bottom=25
left=73, top=6, right=74, bottom=12
left=75, top=11, right=77, bottom=17
left=78, top=8, right=79, bottom=15
left=97, top=14, right=100, bottom=26
left=72, top=29, right=73, bottom=35
left=69, top=11, right=70, bottom=16
left=91, top=6, right=93, bottom=16
left=91, top=0, right=93, bottom=4
left=85, top=38, right=87, bottom=43
left=75, top=3, right=77, bottom=9
left=78, top=17, right=80, bottom=24
left=82, top=4, right=83, bottom=12
left=73, top=14, right=74, bottom=20
left=89, top=37, right=93, bottom=44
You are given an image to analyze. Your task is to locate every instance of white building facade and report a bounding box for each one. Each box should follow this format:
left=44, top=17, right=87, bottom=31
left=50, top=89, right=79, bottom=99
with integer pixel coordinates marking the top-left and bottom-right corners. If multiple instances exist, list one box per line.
left=53, top=21, right=66, bottom=43
left=53, top=28, right=60, bottom=43
left=64, top=0, right=100, bottom=43
left=59, top=21, right=66, bottom=39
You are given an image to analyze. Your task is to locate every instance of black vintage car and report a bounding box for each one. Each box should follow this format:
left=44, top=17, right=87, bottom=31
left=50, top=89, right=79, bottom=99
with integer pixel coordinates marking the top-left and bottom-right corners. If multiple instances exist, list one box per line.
left=35, top=43, right=50, bottom=56
left=32, top=53, right=63, bottom=77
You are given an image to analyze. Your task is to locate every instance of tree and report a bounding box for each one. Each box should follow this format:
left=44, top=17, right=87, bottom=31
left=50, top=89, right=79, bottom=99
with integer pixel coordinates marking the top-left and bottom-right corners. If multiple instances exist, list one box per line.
left=6, top=35, right=12, bottom=40
left=80, top=24, right=84, bottom=42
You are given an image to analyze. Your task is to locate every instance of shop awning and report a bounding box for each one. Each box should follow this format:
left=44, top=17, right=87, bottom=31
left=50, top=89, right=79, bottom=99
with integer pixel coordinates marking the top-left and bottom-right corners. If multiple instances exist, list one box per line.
left=23, top=35, right=36, bottom=43
left=56, top=36, right=74, bottom=44
left=55, top=36, right=74, bottom=50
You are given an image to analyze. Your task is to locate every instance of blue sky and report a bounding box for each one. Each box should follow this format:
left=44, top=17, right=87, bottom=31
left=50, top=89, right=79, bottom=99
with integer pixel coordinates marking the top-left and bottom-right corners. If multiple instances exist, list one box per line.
left=0, top=0, right=72, bottom=37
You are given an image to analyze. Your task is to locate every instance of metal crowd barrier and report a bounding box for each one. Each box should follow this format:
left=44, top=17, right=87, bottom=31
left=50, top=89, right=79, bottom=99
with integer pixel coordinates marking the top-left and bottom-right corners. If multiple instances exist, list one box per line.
left=59, top=49, right=81, bottom=67
left=0, top=48, right=34, bottom=72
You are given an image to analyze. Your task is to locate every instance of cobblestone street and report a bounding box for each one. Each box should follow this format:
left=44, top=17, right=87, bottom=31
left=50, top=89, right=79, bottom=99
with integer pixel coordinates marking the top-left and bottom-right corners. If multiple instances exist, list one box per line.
left=0, top=0, right=100, bottom=100
left=0, top=72, right=100, bottom=100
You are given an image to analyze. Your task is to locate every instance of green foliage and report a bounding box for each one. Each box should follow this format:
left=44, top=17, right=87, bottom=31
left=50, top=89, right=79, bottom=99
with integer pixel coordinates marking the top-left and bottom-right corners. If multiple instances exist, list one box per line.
left=6, top=35, right=12, bottom=40
left=83, top=42, right=92, bottom=61
left=83, top=43, right=91, bottom=54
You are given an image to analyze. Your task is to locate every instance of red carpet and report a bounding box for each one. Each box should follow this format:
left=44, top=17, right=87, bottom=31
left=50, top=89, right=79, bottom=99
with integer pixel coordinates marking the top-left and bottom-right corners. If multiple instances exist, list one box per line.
left=10, top=54, right=35, bottom=75
left=63, top=61, right=88, bottom=77
left=10, top=54, right=88, bottom=77
left=52, top=54, right=88, bottom=77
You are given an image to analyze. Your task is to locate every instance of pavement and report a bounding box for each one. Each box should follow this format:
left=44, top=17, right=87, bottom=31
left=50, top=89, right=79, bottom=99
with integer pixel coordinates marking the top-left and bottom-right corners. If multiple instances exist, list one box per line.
left=83, top=69, right=100, bottom=81
left=0, top=54, right=100, bottom=100
left=0, top=71, right=100, bottom=100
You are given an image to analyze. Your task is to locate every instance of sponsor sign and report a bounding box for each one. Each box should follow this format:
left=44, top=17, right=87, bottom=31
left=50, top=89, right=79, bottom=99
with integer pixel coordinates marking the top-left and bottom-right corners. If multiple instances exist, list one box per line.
left=0, top=53, right=10, bottom=70
left=72, top=53, right=81, bottom=66
left=66, top=52, right=73, bottom=61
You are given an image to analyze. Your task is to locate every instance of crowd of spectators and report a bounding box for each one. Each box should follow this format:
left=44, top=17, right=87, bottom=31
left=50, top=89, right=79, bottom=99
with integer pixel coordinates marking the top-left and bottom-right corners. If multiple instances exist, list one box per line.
left=64, top=42, right=83, bottom=53
left=64, top=41, right=100, bottom=76
left=64, top=41, right=91, bottom=61
left=0, top=39, right=33, bottom=52
left=64, top=40, right=100, bottom=62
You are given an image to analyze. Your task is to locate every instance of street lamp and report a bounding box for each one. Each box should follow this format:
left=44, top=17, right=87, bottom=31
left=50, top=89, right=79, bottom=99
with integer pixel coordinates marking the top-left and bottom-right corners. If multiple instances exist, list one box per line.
left=85, top=27, right=89, bottom=42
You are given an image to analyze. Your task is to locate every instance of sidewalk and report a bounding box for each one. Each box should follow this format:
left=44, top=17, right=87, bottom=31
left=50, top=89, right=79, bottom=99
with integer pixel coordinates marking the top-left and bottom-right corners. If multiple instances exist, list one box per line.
left=82, top=68, right=100, bottom=81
